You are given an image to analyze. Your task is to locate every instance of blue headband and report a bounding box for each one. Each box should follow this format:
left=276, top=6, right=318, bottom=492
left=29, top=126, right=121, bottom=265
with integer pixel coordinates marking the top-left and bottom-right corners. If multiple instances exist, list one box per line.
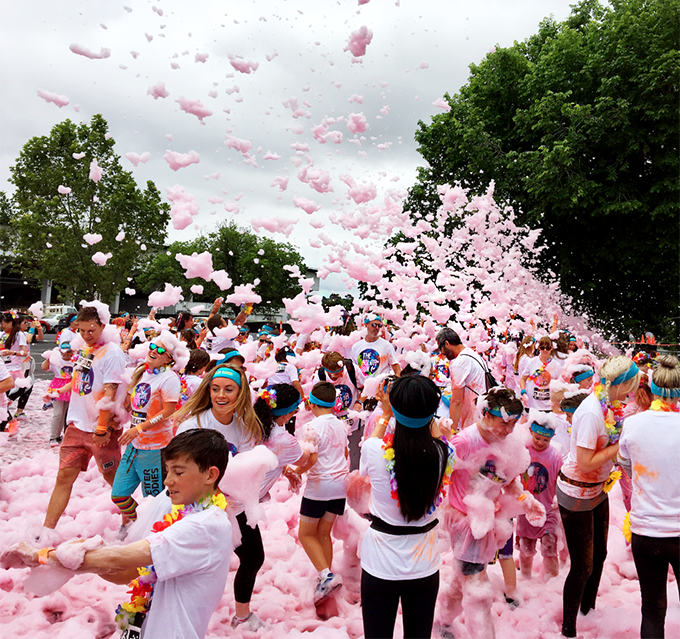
left=561, top=405, right=578, bottom=414
left=364, top=314, right=381, bottom=324
left=392, top=406, right=434, bottom=429
left=212, top=367, right=242, bottom=386
left=603, top=363, right=639, bottom=387
left=217, top=350, right=244, bottom=365
left=574, top=369, right=594, bottom=383
left=271, top=397, right=301, bottom=416
left=530, top=422, right=555, bottom=437
left=309, top=394, right=336, bottom=408
left=486, top=407, right=522, bottom=421
left=650, top=380, right=680, bottom=399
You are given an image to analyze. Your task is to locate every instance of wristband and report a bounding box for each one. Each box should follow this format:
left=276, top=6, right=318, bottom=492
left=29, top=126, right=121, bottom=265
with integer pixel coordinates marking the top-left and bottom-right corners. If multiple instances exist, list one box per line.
left=517, top=493, right=528, bottom=503
left=135, top=424, right=144, bottom=434
left=39, top=547, right=55, bottom=565
left=520, top=389, right=527, bottom=396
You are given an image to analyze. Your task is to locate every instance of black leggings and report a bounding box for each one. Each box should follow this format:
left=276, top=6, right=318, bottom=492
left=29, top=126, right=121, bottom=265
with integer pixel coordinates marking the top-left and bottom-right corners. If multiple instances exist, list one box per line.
left=234, top=511, right=265, bottom=604
left=559, top=498, right=609, bottom=638
left=631, top=533, right=680, bottom=639
left=361, top=569, right=439, bottom=639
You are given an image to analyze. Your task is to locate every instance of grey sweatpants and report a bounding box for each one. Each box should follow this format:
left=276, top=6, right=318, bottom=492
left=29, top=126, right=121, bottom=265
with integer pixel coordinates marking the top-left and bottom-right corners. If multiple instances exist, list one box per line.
left=50, top=400, right=69, bottom=439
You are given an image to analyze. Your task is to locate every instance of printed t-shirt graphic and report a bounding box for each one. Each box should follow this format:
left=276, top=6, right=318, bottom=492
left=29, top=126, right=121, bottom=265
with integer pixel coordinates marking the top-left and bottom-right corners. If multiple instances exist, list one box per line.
left=350, top=337, right=396, bottom=378
left=130, top=368, right=181, bottom=450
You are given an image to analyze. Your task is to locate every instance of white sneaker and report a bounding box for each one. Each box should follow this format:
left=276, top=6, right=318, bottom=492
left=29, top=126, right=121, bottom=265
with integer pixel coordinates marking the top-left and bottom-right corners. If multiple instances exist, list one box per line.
left=230, top=612, right=266, bottom=631
left=314, top=572, right=342, bottom=604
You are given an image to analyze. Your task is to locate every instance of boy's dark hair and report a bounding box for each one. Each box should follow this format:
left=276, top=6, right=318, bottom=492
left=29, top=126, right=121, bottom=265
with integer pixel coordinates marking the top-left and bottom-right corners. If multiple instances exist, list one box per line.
left=485, top=386, right=524, bottom=415
left=310, top=381, right=336, bottom=404
left=207, top=315, right=224, bottom=333
left=275, top=347, right=293, bottom=363
left=560, top=392, right=589, bottom=413
left=163, top=428, right=229, bottom=488
left=76, top=306, right=102, bottom=325
left=436, top=327, right=461, bottom=349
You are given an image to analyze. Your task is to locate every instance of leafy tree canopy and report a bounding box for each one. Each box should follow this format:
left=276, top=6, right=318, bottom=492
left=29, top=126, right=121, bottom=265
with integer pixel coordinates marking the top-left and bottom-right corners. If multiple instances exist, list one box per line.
left=6, top=115, right=170, bottom=303
left=406, top=0, right=679, bottom=340
left=136, top=220, right=308, bottom=318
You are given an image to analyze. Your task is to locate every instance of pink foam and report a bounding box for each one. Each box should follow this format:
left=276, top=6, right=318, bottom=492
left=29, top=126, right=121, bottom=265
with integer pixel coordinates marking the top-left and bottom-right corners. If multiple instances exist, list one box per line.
left=69, top=43, right=111, bottom=59
left=83, top=233, right=102, bottom=246
left=57, top=185, right=71, bottom=195
left=36, top=90, right=70, bottom=108
left=346, top=112, right=368, bottom=134
left=251, top=216, right=299, bottom=238
left=293, top=197, right=321, bottom=215
left=175, top=96, right=213, bottom=121
left=148, top=283, right=184, bottom=309
left=344, top=26, right=373, bottom=58
left=163, top=150, right=200, bottom=171
left=228, top=55, right=259, bottom=74
left=91, top=251, right=112, bottom=266
left=147, top=81, right=169, bottom=99
left=210, top=270, right=232, bottom=291
left=225, top=284, right=262, bottom=306
left=175, top=251, right=214, bottom=280
left=88, top=159, right=103, bottom=183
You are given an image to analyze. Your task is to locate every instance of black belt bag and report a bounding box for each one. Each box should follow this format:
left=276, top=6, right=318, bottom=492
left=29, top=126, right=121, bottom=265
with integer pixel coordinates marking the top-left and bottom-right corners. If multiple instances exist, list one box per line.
left=367, top=514, right=439, bottom=536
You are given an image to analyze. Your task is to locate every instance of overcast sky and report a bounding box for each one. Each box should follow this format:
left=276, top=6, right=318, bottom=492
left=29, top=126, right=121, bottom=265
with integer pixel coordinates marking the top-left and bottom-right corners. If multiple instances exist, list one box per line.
left=1, top=0, right=576, bottom=296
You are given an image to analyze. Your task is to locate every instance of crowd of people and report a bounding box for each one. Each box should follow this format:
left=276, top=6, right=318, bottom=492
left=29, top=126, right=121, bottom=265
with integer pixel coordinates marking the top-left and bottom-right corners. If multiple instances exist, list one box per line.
left=0, top=299, right=678, bottom=639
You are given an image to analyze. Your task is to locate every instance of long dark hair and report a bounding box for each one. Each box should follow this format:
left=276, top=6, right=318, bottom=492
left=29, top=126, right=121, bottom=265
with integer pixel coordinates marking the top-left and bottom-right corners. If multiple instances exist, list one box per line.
left=390, top=376, right=448, bottom=522
left=1, top=314, right=22, bottom=351
left=253, top=383, right=300, bottom=441
left=176, top=312, right=193, bottom=332
left=180, top=328, right=198, bottom=350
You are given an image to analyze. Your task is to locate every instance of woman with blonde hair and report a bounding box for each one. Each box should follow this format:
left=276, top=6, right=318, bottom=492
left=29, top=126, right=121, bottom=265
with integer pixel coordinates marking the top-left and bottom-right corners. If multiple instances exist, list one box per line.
left=174, top=365, right=268, bottom=631
left=619, top=355, right=680, bottom=638
left=557, top=355, right=641, bottom=638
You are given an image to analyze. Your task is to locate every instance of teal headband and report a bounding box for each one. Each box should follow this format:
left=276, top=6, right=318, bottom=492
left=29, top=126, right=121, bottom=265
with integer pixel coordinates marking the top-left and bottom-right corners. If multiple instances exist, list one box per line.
left=392, top=406, right=434, bottom=429
left=602, top=363, right=639, bottom=387
left=486, top=407, right=522, bottom=422
left=271, top=397, right=301, bottom=416
left=212, top=367, right=242, bottom=386
left=574, top=369, right=594, bottom=383
left=217, top=350, right=244, bottom=365
left=309, top=394, right=336, bottom=408
left=561, top=406, right=577, bottom=414
left=650, top=380, right=680, bottom=399
left=530, top=421, right=555, bottom=437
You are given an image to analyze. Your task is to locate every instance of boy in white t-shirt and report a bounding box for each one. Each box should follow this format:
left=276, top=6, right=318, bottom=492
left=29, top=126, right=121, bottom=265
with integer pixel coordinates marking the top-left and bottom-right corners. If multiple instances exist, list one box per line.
left=294, top=382, right=349, bottom=605
left=1, top=428, right=233, bottom=639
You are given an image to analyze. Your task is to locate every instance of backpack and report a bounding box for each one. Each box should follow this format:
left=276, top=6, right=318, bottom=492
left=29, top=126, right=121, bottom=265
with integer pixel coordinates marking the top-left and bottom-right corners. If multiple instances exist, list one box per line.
left=458, top=353, right=499, bottom=394
left=318, top=358, right=359, bottom=391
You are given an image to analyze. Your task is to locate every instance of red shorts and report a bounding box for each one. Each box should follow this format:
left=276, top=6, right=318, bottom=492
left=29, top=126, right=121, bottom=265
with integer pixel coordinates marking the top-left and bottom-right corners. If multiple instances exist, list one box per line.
left=59, top=424, right=121, bottom=475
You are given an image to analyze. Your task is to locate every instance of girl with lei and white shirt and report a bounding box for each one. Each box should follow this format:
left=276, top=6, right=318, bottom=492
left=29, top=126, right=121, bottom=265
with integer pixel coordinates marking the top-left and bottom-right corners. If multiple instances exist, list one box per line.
left=359, top=375, right=455, bottom=639
left=176, top=349, right=210, bottom=412
left=556, top=356, right=641, bottom=639
left=112, top=333, right=188, bottom=528
left=618, top=355, right=680, bottom=639
left=519, top=335, right=562, bottom=412
left=174, top=365, right=267, bottom=632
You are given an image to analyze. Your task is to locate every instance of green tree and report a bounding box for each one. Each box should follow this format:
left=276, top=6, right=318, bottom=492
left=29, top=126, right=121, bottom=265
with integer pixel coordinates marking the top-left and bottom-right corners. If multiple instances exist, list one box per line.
left=406, top=0, right=679, bottom=340
left=136, top=220, right=307, bottom=317
left=6, top=115, right=170, bottom=303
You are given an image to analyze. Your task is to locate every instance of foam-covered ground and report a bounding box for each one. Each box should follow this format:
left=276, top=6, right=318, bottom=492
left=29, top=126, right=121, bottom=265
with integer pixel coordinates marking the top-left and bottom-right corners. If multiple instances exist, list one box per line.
left=1, top=380, right=678, bottom=638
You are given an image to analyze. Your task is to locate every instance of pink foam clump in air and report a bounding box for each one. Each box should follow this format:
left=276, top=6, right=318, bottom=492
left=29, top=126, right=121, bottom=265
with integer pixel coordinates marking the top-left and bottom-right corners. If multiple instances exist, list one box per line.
left=125, top=152, right=151, bottom=166
left=148, top=283, right=184, bottom=309
left=69, top=43, right=111, bottom=59
left=115, top=230, right=125, bottom=241
left=225, top=135, right=252, bottom=155
left=297, top=166, right=333, bottom=193
left=175, top=96, right=213, bottom=121
left=263, top=151, right=281, bottom=160
left=37, top=90, right=70, bottom=108
left=344, top=26, right=373, bottom=58
left=91, top=251, right=112, bottom=266
left=225, top=284, right=262, bottom=306
left=89, top=159, right=103, bottom=182
left=293, top=197, right=321, bottom=215
left=166, top=185, right=199, bottom=230
left=83, top=233, right=102, bottom=245
left=348, top=93, right=364, bottom=104
left=125, top=287, right=135, bottom=295
left=175, top=251, right=213, bottom=280
left=348, top=182, right=377, bottom=204
left=346, top=112, right=368, bottom=134
left=190, top=284, right=204, bottom=295
left=210, top=270, right=232, bottom=291
left=228, top=55, right=259, bottom=74
left=28, top=302, right=43, bottom=319
left=163, top=149, right=200, bottom=171
left=433, top=97, right=452, bottom=111
left=72, top=152, right=86, bottom=160
left=57, top=185, right=71, bottom=195
left=147, top=81, right=169, bottom=100
left=251, top=217, right=299, bottom=238
left=195, top=52, right=209, bottom=63
left=418, top=61, right=429, bottom=69
left=270, top=176, right=289, bottom=192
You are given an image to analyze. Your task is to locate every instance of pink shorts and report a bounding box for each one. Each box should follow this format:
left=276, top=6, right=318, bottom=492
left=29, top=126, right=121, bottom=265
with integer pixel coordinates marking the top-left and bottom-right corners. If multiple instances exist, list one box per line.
left=59, top=425, right=121, bottom=475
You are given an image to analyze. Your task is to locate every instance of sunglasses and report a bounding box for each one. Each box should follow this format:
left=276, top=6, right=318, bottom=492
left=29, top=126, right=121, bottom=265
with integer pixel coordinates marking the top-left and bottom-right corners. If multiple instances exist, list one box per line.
left=539, top=345, right=551, bottom=351
left=368, top=322, right=382, bottom=329
left=149, top=343, right=168, bottom=356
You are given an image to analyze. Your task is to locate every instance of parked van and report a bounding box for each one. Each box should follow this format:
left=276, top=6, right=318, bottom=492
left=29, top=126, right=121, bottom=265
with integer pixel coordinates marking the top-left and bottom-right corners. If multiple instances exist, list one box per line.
left=43, top=305, right=78, bottom=331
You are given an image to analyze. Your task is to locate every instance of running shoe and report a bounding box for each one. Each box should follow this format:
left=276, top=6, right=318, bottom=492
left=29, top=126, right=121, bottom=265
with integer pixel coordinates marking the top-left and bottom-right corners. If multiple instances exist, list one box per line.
left=314, top=572, right=342, bottom=604
left=230, top=612, right=266, bottom=631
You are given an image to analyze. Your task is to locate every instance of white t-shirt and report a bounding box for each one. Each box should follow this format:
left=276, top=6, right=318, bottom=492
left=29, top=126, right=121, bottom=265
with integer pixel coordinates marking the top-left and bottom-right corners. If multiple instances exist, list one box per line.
left=449, top=348, right=487, bottom=429
left=58, top=327, right=78, bottom=347
left=359, top=436, right=442, bottom=580
left=303, top=414, right=349, bottom=501
left=202, top=333, right=235, bottom=355
left=260, top=424, right=303, bottom=500
left=0, top=361, right=10, bottom=416
left=1, top=331, right=27, bottom=372
left=557, top=393, right=612, bottom=500
left=67, top=342, right=126, bottom=433
left=351, top=337, right=397, bottom=378
left=619, top=410, right=680, bottom=537
left=130, top=368, right=181, bottom=450
left=267, top=361, right=299, bottom=386
left=311, top=365, right=365, bottom=417
left=551, top=413, right=572, bottom=461
left=520, top=356, right=560, bottom=410
left=144, top=506, right=232, bottom=639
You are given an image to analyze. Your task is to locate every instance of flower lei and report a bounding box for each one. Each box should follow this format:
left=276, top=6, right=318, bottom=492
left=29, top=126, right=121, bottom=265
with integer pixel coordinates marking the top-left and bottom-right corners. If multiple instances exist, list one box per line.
left=528, top=357, right=552, bottom=385
left=115, top=492, right=228, bottom=632
left=649, top=399, right=679, bottom=413
left=259, top=388, right=277, bottom=408
left=144, top=363, right=170, bottom=374
left=594, top=383, right=625, bottom=445
left=381, top=433, right=456, bottom=516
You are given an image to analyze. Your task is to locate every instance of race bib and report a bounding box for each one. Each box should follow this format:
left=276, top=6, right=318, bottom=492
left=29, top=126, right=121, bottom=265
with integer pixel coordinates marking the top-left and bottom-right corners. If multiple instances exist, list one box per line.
left=131, top=411, right=146, bottom=426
